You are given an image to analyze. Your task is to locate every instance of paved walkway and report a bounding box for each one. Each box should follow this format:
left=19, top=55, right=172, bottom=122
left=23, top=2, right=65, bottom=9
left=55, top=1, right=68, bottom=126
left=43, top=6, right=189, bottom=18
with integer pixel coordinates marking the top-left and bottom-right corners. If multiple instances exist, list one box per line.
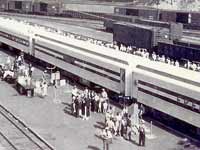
left=0, top=80, right=187, bottom=150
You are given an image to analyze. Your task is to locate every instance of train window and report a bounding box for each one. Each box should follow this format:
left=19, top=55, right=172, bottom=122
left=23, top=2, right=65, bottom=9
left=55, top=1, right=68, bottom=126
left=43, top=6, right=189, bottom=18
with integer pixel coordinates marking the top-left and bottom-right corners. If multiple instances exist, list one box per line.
left=187, top=101, right=193, bottom=108
left=191, top=102, right=198, bottom=110
left=184, top=99, right=189, bottom=105
left=177, top=97, right=181, bottom=102
left=176, top=13, right=189, bottom=24
left=40, top=3, right=48, bottom=12
left=15, top=1, right=22, bottom=10
left=115, top=8, right=119, bottom=13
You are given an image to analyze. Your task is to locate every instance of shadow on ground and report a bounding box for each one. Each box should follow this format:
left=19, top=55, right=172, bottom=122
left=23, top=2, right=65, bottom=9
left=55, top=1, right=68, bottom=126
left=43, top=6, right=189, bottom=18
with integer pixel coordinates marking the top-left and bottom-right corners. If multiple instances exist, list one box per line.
left=87, top=145, right=101, bottom=150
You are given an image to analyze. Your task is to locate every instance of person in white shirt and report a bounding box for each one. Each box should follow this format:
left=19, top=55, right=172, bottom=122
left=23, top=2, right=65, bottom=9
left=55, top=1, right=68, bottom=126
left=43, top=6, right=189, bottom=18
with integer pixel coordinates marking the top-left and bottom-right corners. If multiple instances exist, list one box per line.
left=160, top=55, right=165, bottom=63
left=152, top=52, right=156, bottom=61
left=187, top=60, right=191, bottom=69
left=102, top=89, right=108, bottom=101
left=102, top=127, right=113, bottom=150
left=166, top=57, right=171, bottom=64
left=114, top=112, right=122, bottom=136
left=72, top=86, right=78, bottom=99
left=103, top=101, right=108, bottom=113
left=191, top=63, right=197, bottom=71
left=175, top=60, right=179, bottom=67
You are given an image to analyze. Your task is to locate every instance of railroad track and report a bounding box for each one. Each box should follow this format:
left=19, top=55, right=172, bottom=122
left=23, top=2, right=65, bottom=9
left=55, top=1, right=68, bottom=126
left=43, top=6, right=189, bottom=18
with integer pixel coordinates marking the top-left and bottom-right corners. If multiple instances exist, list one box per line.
left=0, top=104, right=55, bottom=150
left=0, top=12, right=105, bottom=30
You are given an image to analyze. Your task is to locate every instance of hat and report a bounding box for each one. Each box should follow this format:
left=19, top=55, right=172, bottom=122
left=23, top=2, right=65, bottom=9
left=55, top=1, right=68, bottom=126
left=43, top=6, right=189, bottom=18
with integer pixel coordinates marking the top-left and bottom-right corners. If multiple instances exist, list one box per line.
left=105, top=127, right=109, bottom=130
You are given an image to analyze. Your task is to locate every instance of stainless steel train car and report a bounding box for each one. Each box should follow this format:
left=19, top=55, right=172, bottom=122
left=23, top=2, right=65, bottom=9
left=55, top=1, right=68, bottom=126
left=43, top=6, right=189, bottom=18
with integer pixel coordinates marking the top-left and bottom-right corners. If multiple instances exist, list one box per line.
left=0, top=18, right=133, bottom=96
left=132, top=59, right=200, bottom=131
left=33, top=30, right=133, bottom=96
left=0, top=18, right=199, bottom=136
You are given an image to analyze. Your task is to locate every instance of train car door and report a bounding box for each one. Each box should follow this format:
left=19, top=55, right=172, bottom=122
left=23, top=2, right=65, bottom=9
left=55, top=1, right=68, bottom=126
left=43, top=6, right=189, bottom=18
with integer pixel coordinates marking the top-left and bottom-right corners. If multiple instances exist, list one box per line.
left=120, top=68, right=125, bottom=95
left=176, top=12, right=189, bottom=24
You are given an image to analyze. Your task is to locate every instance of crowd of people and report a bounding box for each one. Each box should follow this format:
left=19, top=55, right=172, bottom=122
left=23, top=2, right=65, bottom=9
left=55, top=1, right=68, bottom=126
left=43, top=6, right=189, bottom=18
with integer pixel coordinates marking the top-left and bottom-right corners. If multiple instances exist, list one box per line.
left=0, top=53, right=49, bottom=98
left=0, top=53, right=26, bottom=80
left=71, top=86, right=146, bottom=148
left=71, top=86, right=109, bottom=120
left=50, top=25, right=200, bottom=73
left=102, top=102, right=146, bottom=147
left=116, top=44, right=200, bottom=72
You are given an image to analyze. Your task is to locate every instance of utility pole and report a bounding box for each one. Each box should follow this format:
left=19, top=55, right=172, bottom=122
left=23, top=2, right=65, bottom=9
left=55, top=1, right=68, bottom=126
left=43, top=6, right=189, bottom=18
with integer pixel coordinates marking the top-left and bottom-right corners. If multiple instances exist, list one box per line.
left=156, top=0, right=160, bottom=20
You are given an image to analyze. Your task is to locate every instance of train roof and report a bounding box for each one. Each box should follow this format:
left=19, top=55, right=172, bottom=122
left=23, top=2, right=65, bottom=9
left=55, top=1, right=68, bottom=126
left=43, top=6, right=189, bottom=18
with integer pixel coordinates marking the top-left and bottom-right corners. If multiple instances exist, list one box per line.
left=1, top=16, right=200, bottom=91
left=135, top=58, right=200, bottom=92
left=115, top=5, right=200, bottom=14
left=35, top=29, right=133, bottom=68
left=114, top=21, right=155, bottom=30
left=136, top=18, right=170, bottom=25
left=115, top=6, right=157, bottom=10
left=0, top=17, right=29, bottom=36
left=179, top=36, right=200, bottom=47
left=0, top=17, right=132, bottom=68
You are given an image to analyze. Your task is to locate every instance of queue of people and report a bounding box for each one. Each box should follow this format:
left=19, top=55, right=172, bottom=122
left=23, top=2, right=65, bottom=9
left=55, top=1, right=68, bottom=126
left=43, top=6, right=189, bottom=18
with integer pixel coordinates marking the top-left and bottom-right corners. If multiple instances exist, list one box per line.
left=71, top=86, right=109, bottom=120
left=103, top=104, right=146, bottom=147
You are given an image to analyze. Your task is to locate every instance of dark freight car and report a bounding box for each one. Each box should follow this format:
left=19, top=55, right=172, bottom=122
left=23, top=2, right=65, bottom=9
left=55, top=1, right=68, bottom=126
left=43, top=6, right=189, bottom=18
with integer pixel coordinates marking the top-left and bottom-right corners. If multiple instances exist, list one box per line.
left=138, top=8, right=158, bottom=20
left=125, top=8, right=139, bottom=16
left=157, top=41, right=200, bottom=62
left=47, top=3, right=60, bottom=15
left=21, top=1, right=32, bottom=13
left=7, top=0, right=32, bottom=13
left=0, top=0, right=8, bottom=11
left=8, top=1, right=22, bottom=12
left=191, top=12, right=200, bottom=25
left=114, top=7, right=127, bottom=15
left=159, top=10, right=177, bottom=22
left=33, top=2, right=48, bottom=15
left=113, top=22, right=156, bottom=49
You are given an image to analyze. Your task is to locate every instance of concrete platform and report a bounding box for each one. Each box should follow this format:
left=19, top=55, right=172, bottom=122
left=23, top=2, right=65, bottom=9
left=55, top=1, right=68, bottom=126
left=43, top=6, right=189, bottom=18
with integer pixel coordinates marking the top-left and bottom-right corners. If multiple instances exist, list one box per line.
left=0, top=78, right=188, bottom=149
left=0, top=50, right=196, bottom=150
left=0, top=15, right=113, bottom=43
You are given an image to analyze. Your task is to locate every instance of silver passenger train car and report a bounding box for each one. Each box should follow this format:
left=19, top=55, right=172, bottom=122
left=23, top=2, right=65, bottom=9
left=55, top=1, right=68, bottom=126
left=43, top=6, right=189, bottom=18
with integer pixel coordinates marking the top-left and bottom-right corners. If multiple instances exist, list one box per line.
left=0, top=18, right=199, bottom=135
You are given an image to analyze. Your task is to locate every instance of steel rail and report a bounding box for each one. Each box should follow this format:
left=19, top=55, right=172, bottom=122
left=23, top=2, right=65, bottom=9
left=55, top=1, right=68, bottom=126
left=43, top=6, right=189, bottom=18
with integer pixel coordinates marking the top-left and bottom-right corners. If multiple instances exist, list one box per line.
left=0, top=104, right=55, bottom=150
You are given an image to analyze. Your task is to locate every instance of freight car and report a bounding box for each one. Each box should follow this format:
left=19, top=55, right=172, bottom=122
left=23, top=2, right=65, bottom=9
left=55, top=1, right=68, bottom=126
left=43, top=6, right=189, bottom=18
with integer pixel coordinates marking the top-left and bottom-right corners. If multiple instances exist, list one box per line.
left=114, top=6, right=200, bottom=30
left=113, top=22, right=157, bottom=49
left=0, top=0, right=60, bottom=15
left=0, top=17, right=200, bottom=138
left=157, top=37, right=200, bottom=62
left=113, top=22, right=171, bottom=50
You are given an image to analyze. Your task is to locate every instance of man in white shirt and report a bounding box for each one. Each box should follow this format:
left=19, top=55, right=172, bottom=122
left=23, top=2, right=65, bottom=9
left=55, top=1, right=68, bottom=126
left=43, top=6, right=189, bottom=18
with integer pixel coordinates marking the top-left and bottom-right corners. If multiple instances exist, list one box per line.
left=102, top=128, right=112, bottom=150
